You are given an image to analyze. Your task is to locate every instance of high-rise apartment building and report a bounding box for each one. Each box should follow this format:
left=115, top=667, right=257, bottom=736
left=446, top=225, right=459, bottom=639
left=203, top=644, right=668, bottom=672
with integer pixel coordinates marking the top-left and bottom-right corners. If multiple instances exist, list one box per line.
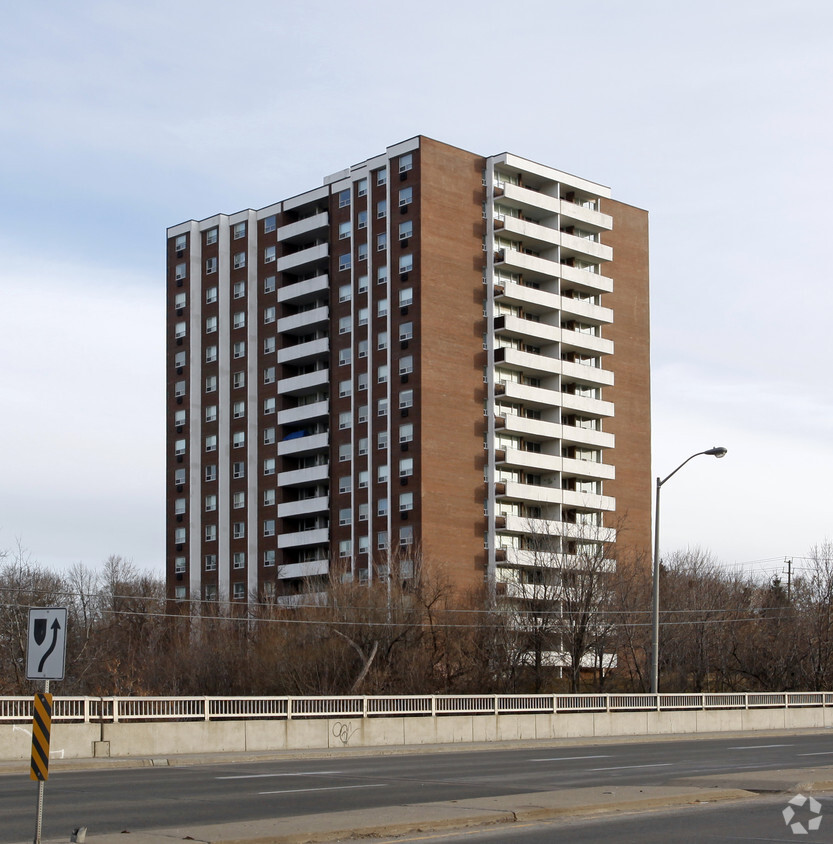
left=166, top=136, right=651, bottom=606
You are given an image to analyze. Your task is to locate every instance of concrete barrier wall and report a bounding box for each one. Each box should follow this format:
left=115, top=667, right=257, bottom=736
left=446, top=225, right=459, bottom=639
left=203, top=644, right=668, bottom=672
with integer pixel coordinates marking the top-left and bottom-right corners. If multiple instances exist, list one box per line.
left=3, top=707, right=833, bottom=762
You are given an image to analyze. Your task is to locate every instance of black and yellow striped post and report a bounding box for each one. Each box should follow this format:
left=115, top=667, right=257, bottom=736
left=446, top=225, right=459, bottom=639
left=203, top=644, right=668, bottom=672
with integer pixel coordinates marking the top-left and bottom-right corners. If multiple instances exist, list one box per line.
left=30, top=691, right=52, bottom=781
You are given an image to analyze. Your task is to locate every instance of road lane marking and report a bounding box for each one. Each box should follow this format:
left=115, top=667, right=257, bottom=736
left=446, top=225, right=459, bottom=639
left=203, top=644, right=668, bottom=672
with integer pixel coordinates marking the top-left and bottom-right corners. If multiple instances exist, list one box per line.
left=532, top=755, right=612, bottom=762
left=799, top=751, right=833, bottom=757
left=589, top=763, right=673, bottom=771
left=726, top=744, right=793, bottom=750
left=260, top=783, right=388, bottom=795
left=217, top=771, right=341, bottom=779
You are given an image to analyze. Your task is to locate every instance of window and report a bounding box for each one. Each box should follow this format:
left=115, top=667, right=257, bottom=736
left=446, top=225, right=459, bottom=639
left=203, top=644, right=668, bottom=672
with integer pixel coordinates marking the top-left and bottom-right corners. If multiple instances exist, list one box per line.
left=378, top=464, right=389, bottom=483
left=399, top=355, right=413, bottom=375
left=377, top=199, right=387, bottom=219
left=377, top=298, right=388, bottom=318
left=233, top=583, right=245, bottom=600
left=399, top=220, right=413, bottom=240
left=339, top=539, right=352, bottom=557
left=264, top=519, right=276, bottom=537
left=339, top=411, right=351, bottom=430
left=339, top=284, right=351, bottom=303
left=378, top=430, right=388, bottom=449
left=399, top=389, right=414, bottom=409
left=358, top=437, right=368, bottom=456
left=399, top=254, right=413, bottom=273
left=205, top=554, right=217, bottom=571
left=233, top=521, right=245, bottom=539
left=339, top=316, right=351, bottom=335
left=206, top=227, right=218, bottom=245
left=264, top=488, right=276, bottom=506
left=358, top=502, right=369, bottom=522
left=377, top=232, right=387, bottom=251
left=400, top=492, right=414, bottom=512
left=233, top=491, right=245, bottom=509
left=175, top=498, right=186, bottom=515
left=378, top=397, right=388, bottom=416
left=205, top=345, right=217, bottom=363
left=206, top=286, right=218, bottom=304
left=233, top=221, right=246, bottom=239
left=264, top=396, right=276, bottom=414
left=175, top=263, right=186, bottom=280
left=339, top=221, right=351, bottom=240
left=204, top=256, right=218, bottom=274
left=358, top=340, right=368, bottom=358
left=358, top=242, right=368, bottom=261
left=205, top=434, right=217, bottom=452
left=233, top=311, right=245, bottom=329
left=399, top=423, right=413, bottom=443
left=233, top=341, right=245, bottom=358
left=358, top=404, right=368, bottom=423
left=264, top=275, right=276, bottom=294
left=233, top=461, right=245, bottom=478
left=264, top=245, right=276, bottom=263
left=233, top=371, right=245, bottom=388
left=174, top=351, right=186, bottom=368
left=205, top=525, right=217, bottom=542
left=339, top=475, right=351, bottom=493
left=400, top=525, right=414, bottom=546
left=174, top=438, right=186, bottom=456
left=174, top=469, right=186, bottom=486
left=378, top=364, right=388, bottom=383
left=338, top=348, right=352, bottom=366
left=174, top=527, right=186, bottom=544
left=377, top=531, right=388, bottom=550
left=358, top=210, right=367, bottom=230
left=399, top=153, right=413, bottom=173
left=233, top=252, right=246, bottom=269
left=378, top=498, right=388, bottom=516
left=233, top=281, right=245, bottom=299
left=174, top=409, right=186, bottom=426
left=358, top=372, right=368, bottom=391
left=233, top=431, right=245, bottom=448
left=264, top=306, right=276, bottom=324
left=205, top=494, right=217, bottom=512
left=233, top=552, right=245, bottom=569
left=174, top=292, right=186, bottom=310
left=206, top=315, right=217, bottom=334
left=264, top=366, right=276, bottom=384
left=377, top=331, right=388, bottom=350
left=339, top=379, right=351, bottom=398
left=377, top=266, right=388, bottom=285
left=399, top=322, right=413, bottom=341
left=264, top=458, right=276, bottom=475
left=357, top=177, right=368, bottom=197
left=358, top=470, right=369, bottom=489
left=205, top=375, right=217, bottom=393
left=399, top=457, right=414, bottom=477
left=339, top=253, right=351, bottom=271
left=358, top=535, right=369, bottom=555
left=233, top=401, right=245, bottom=419
left=264, top=214, right=277, bottom=233
left=399, top=186, right=413, bottom=206
left=338, top=189, right=350, bottom=208
left=264, top=336, right=276, bottom=354
left=263, top=427, right=276, bottom=444
left=339, top=507, right=351, bottom=526
left=264, top=549, right=276, bottom=566
left=358, top=307, right=368, bottom=326
left=339, top=443, right=352, bottom=462
left=174, top=321, right=186, bottom=339
left=358, top=274, right=369, bottom=293
left=174, top=586, right=186, bottom=600
left=399, top=288, right=413, bottom=307
left=205, top=465, right=216, bottom=482
left=377, top=168, right=387, bottom=185
left=175, top=235, right=186, bottom=252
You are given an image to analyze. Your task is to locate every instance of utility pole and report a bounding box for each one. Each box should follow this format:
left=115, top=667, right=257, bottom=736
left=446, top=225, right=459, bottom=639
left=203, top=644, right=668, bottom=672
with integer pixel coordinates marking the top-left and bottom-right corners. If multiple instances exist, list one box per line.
left=784, top=558, right=792, bottom=601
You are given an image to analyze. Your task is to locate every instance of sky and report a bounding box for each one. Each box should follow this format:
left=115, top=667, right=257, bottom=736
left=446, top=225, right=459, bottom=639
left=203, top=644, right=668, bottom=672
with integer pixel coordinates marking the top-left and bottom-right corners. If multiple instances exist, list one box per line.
left=0, top=0, right=830, bottom=584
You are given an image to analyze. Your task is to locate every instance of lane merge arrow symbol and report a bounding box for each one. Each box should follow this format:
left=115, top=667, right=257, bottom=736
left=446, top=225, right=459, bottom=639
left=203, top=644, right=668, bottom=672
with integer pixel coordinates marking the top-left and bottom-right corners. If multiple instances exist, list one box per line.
left=27, top=608, right=67, bottom=681
left=37, top=619, right=61, bottom=673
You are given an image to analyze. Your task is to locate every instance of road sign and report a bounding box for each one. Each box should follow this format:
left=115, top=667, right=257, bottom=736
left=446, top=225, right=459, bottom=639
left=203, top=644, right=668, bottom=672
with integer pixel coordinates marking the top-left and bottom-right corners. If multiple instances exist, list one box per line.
left=26, top=608, right=67, bottom=681
left=30, top=692, right=52, bottom=781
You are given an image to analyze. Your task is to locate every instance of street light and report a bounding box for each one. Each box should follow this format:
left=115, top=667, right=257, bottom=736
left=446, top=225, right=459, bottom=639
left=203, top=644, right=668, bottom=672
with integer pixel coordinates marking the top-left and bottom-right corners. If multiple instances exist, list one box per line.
left=651, top=446, right=727, bottom=695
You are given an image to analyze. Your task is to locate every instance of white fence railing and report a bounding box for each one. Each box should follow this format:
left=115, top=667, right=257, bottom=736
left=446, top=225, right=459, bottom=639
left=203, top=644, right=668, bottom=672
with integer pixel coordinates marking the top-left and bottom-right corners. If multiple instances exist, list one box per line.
left=2, top=692, right=833, bottom=724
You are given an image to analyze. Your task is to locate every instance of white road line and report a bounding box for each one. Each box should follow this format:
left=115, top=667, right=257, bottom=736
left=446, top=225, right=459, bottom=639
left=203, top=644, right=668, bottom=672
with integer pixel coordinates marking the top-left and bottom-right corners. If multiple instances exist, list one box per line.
left=726, top=744, right=793, bottom=750
left=260, top=783, right=388, bottom=796
left=798, top=751, right=833, bottom=757
left=217, top=771, right=341, bottom=780
left=532, top=755, right=612, bottom=762
left=589, top=763, right=673, bottom=771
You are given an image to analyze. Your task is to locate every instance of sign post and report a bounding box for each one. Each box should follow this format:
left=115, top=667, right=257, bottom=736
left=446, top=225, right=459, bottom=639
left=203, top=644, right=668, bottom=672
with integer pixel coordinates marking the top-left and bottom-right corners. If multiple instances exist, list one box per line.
left=27, top=608, right=67, bottom=844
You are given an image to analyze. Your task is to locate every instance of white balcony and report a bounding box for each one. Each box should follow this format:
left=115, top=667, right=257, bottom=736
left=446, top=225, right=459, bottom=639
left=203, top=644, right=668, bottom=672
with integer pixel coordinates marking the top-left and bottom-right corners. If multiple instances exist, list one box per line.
left=496, top=314, right=560, bottom=345
left=495, top=346, right=561, bottom=377
left=278, top=305, right=329, bottom=335
left=496, top=248, right=562, bottom=282
left=501, top=380, right=563, bottom=410
left=559, top=296, right=613, bottom=326
left=498, top=215, right=562, bottom=251
left=560, top=231, right=612, bottom=263
left=559, top=263, right=613, bottom=295
left=277, top=211, right=329, bottom=242
left=561, top=488, right=615, bottom=512
left=500, top=414, right=562, bottom=441
left=558, top=198, right=613, bottom=231
left=277, top=242, right=328, bottom=273
left=497, top=480, right=614, bottom=512
left=499, top=447, right=561, bottom=473
left=560, top=425, right=615, bottom=450
left=277, top=431, right=329, bottom=457
left=278, top=527, right=330, bottom=549
left=277, top=274, right=329, bottom=304
left=500, top=547, right=615, bottom=570
left=561, top=457, right=615, bottom=481
left=494, top=281, right=560, bottom=312
left=560, top=360, right=614, bottom=388
left=500, top=514, right=616, bottom=543
left=278, top=559, right=329, bottom=580
left=277, top=464, right=329, bottom=487
left=277, top=495, right=329, bottom=518
left=560, top=329, right=613, bottom=357
left=277, top=337, right=329, bottom=365
left=560, top=393, right=614, bottom=418
left=278, top=369, right=329, bottom=396
left=277, top=399, right=329, bottom=426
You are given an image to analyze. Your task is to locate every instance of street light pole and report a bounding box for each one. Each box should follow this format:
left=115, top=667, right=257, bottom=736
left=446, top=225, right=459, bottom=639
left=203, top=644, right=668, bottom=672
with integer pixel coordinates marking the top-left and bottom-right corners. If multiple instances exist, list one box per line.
left=651, top=446, right=727, bottom=695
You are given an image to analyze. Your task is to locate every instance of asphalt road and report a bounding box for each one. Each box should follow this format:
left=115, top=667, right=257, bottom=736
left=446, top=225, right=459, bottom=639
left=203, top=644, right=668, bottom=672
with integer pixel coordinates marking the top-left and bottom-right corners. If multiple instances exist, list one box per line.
left=5, top=733, right=833, bottom=844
